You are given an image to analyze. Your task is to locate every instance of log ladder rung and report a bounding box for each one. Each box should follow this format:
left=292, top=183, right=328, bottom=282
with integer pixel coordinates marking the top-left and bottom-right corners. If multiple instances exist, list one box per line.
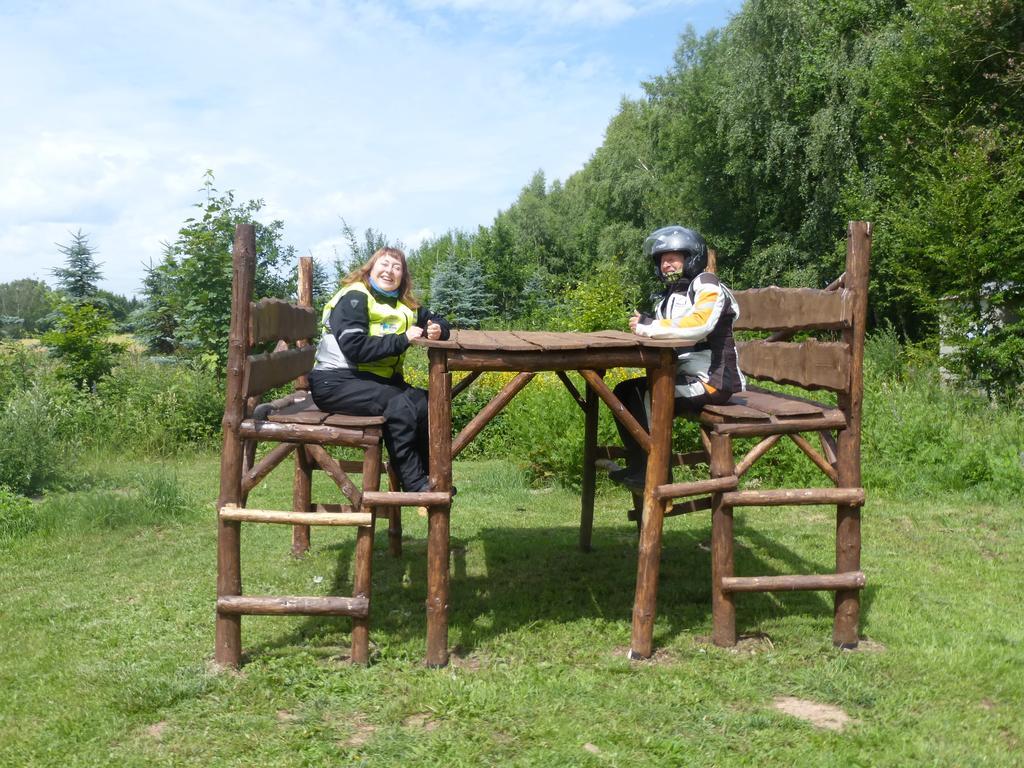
left=360, top=490, right=452, bottom=508
left=217, top=595, right=369, bottom=617
left=219, top=504, right=373, bottom=527
left=720, top=570, right=865, bottom=594
left=654, top=475, right=738, bottom=500
left=720, top=487, right=865, bottom=507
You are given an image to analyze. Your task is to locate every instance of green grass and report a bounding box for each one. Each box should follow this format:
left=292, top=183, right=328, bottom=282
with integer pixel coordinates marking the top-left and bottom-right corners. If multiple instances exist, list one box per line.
left=1, top=453, right=1022, bottom=766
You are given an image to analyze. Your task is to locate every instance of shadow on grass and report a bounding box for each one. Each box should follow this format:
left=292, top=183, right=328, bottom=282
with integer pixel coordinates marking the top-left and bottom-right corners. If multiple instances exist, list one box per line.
left=243, top=507, right=871, bottom=662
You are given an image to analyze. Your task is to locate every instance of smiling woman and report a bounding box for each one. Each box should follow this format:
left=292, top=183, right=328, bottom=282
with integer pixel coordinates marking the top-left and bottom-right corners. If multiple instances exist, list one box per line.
left=308, top=246, right=452, bottom=493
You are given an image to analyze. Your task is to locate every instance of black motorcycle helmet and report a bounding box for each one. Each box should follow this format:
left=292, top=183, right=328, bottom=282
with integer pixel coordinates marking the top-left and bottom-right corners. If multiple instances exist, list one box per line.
left=642, top=225, right=708, bottom=287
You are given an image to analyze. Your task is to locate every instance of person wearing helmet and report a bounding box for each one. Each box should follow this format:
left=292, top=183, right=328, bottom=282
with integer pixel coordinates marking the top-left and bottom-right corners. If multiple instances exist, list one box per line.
left=610, top=226, right=746, bottom=488
left=309, top=246, right=451, bottom=493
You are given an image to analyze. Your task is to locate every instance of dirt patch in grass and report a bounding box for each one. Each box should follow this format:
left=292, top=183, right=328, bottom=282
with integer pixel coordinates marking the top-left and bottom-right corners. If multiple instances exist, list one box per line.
left=338, top=714, right=377, bottom=748
left=848, top=637, right=886, bottom=653
left=144, top=721, right=169, bottom=740
left=403, top=712, right=440, bottom=731
left=449, top=645, right=485, bottom=670
left=773, top=697, right=857, bottom=731
left=692, top=632, right=774, bottom=654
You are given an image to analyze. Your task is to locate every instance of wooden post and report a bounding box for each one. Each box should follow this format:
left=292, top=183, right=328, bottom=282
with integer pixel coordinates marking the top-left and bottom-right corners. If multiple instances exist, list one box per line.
left=350, top=441, right=380, bottom=665
left=629, top=348, right=674, bottom=659
left=215, top=223, right=256, bottom=668
left=834, top=221, right=870, bottom=648
left=291, top=256, right=315, bottom=555
left=426, top=348, right=452, bottom=667
left=291, top=446, right=312, bottom=556
left=295, top=255, right=313, bottom=391
left=579, top=378, right=599, bottom=552
left=707, top=247, right=717, bottom=275
left=709, top=430, right=737, bottom=646
left=386, top=464, right=402, bottom=557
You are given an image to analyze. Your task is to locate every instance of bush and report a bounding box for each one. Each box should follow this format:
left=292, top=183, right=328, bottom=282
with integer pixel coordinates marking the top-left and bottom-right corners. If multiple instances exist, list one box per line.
left=0, top=485, right=34, bottom=545
left=41, top=302, right=125, bottom=389
left=0, top=341, right=48, bottom=406
left=0, top=379, right=85, bottom=495
left=91, top=355, right=223, bottom=454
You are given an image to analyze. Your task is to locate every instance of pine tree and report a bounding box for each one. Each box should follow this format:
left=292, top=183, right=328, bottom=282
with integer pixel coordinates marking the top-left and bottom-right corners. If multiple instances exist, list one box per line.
left=52, top=229, right=102, bottom=299
left=429, top=253, right=494, bottom=329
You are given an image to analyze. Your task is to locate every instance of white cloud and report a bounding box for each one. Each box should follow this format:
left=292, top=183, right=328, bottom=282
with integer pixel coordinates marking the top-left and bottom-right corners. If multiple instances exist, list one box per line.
left=0, top=0, right=733, bottom=297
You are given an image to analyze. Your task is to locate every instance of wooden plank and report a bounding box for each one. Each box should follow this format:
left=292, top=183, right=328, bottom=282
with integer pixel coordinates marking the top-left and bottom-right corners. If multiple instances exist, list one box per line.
left=629, top=347, right=676, bottom=659
left=249, top=298, right=317, bottom=345
left=451, top=329, right=543, bottom=352
left=238, top=420, right=377, bottom=446
left=219, top=506, right=372, bottom=526
left=266, top=397, right=328, bottom=424
left=322, top=413, right=385, bottom=428
left=217, top=595, right=369, bottom=617
left=699, top=399, right=773, bottom=421
left=508, top=330, right=576, bottom=351
left=245, top=346, right=316, bottom=397
left=713, top=414, right=847, bottom=437
left=722, top=571, right=865, bottom=594
left=733, top=287, right=852, bottom=331
left=721, top=487, right=865, bottom=507
left=835, top=220, right=871, bottom=648
left=362, top=490, right=452, bottom=507
left=732, top=388, right=828, bottom=417
left=426, top=348, right=452, bottom=668
left=737, top=340, right=851, bottom=392
left=445, top=348, right=662, bottom=372
left=216, top=223, right=255, bottom=668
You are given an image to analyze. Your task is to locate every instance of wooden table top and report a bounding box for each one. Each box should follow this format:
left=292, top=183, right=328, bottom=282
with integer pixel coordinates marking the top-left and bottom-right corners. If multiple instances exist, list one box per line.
left=414, top=329, right=685, bottom=352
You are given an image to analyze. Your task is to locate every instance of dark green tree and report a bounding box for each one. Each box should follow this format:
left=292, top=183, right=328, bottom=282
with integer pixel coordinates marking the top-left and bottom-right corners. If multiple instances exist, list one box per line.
left=429, top=253, right=494, bottom=329
left=133, top=248, right=180, bottom=355
left=52, top=229, right=102, bottom=300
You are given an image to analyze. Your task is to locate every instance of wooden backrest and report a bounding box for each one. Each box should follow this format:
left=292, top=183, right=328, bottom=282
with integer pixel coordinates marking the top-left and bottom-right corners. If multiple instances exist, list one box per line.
left=732, top=221, right=871, bottom=395
left=225, top=225, right=317, bottom=404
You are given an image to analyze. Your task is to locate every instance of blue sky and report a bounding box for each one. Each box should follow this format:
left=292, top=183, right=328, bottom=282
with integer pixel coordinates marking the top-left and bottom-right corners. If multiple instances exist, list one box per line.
left=0, top=0, right=738, bottom=297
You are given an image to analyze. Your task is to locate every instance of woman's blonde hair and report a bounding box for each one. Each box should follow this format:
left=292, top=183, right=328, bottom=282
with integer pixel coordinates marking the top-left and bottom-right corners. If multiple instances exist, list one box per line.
left=342, top=246, right=420, bottom=308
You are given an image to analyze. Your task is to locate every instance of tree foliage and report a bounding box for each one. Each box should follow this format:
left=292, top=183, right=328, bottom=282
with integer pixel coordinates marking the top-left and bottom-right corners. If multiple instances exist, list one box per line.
left=134, top=172, right=295, bottom=369
left=0, top=279, right=54, bottom=337
left=408, top=0, right=1022, bottom=400
left=41, top=301, right=124, bottom=389
left=52, top=229, right=103, bottom=300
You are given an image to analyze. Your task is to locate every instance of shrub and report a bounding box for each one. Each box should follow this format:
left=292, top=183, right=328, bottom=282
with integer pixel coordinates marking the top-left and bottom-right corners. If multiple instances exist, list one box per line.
left=0, top=485, right=35, bottom=545
left=92, top=354, right=223, bottom=454
left=41, top=302, right=125, bottom=388
left=0, top=379, right=85, bottom=495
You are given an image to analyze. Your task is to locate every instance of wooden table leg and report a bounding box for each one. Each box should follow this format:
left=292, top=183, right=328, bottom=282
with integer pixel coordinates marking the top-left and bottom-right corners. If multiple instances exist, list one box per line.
left=426, top=348, right=452, bottom=667
left=579, top=378, right=598, bottom=552
left=629, top=349, right=674, bottom=659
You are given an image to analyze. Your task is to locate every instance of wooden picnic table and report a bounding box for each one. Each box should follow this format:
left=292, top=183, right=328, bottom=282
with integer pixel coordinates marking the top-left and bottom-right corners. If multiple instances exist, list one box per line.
left=414, top=329, right=688, bottom=667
